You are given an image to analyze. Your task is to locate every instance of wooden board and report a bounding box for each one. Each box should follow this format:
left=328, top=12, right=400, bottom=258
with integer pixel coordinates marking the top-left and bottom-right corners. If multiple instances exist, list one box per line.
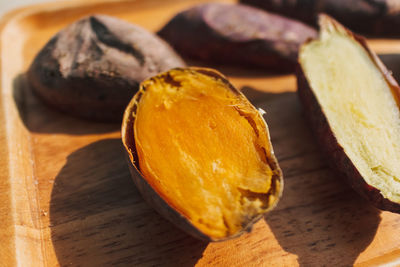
left=1, top=0, right=400, bottom=266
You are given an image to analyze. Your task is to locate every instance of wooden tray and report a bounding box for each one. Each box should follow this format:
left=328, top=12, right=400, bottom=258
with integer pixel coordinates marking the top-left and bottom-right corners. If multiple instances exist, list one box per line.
left=1, top=0, right=400, bottom=266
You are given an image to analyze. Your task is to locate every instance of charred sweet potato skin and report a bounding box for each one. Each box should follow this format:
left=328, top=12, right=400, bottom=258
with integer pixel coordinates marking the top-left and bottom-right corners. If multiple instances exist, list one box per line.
left=121, top=67, right=283, bottom=241
left=297, top=20, right=400, bottom=213
left=241, top=0, right=400, bottom=37
left=28, top=15, right=185, bottom=122
left=158, top=3, right=316, bottom=72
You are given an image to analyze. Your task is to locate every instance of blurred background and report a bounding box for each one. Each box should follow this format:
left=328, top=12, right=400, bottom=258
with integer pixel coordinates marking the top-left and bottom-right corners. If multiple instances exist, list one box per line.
left=0, top=0, right=61, bottom=16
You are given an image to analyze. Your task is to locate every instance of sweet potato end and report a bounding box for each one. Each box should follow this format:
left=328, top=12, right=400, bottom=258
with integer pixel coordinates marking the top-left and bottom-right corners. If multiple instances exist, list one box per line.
left=298, top=15, right=400, bottom=211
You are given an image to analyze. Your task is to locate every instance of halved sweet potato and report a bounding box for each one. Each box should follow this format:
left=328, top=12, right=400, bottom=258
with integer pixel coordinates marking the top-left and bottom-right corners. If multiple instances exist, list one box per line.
left=297, top=14, right=400, bottom=212
left=158, top=3, right=316, bottom=72
left=121, top=67, right=283, bottom=241
left=241, top=0, right=400, bottom=37
left=28, top=14, right=185, bottom=122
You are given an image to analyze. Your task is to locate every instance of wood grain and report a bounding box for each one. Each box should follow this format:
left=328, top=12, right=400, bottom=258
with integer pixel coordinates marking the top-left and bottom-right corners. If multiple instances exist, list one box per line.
left=1, top=0, right=400, bottom=266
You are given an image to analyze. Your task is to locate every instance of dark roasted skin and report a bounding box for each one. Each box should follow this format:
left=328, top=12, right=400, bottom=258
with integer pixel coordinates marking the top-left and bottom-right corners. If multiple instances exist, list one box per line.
left=241, top=0, right=400, bottom=37
left=158, top=3, right=316, bottom=72
left=28, top=15, right=185, bottom=122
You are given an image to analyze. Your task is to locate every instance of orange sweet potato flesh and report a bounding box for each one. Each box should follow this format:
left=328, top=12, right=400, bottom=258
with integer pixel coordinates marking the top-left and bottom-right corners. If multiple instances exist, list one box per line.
left=122, top=67, right=282, bottom=240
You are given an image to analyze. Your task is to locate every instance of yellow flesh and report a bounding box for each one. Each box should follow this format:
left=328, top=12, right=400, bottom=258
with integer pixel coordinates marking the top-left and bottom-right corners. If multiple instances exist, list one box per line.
left=300, top=28, right=400, bottom=203
left=134, top=70, right=275, bottom=238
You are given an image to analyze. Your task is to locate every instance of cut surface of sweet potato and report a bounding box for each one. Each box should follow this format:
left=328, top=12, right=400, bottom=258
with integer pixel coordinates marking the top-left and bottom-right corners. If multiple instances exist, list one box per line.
left=299, top=15, right=400, bottom=206
left=133, top=68, right=281, bottom=239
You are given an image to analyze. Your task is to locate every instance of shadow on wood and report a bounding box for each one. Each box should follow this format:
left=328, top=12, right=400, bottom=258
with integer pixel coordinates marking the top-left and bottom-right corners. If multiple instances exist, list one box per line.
left=50, top=138, right=207, bottom=266
left=13, top=74, right=120, bottom=135
left=185, top=58, right=292, bottom=78
left=249, top=90, right=382, bottom=267
left=241, top=85, right=288, bottom=104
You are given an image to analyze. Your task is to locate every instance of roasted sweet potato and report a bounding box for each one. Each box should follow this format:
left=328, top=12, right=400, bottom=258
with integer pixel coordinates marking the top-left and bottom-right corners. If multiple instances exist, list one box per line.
left=121, top=67, right=283, bottom=241
left=241, top=0, right=400, bottom=37
left=297, top=14, right=400, bottom=213
left=28, top=15, right=185, bottom=122
left=158, top=3, right=316, bottom=72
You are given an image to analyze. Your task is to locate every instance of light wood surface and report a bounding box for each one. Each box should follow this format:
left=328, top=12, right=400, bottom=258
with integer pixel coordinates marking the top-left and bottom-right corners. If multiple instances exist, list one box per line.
left=1, top=0, right=400, bottom=266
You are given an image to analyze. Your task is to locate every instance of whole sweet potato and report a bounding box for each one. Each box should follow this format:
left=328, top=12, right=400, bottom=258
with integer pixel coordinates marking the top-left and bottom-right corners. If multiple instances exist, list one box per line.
left=122, top=67, right=283, bottom=241
left=28, top=15, right=185, bottom=122
left=298, top=14, right=400, bottom=213
left=241, top=0, right=400, bottom=37
left=158, top=3, right=316, bottom=72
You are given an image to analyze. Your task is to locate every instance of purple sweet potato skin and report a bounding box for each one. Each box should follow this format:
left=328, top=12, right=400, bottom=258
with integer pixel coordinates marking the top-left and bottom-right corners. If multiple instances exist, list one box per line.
left=158, top=3, right=317, bottom=72
left=296, top=20, right=400, bottom=213
left=28, top=14, right=185, bottom=122
left=241, top=0, right=400, bottom=37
